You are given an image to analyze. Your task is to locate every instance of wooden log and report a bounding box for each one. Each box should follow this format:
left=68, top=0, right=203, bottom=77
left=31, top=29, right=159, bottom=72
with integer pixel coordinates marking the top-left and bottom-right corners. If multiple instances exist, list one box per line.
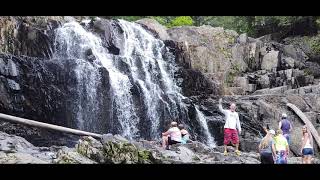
left=0, top=113, right=102, bottom=139
left=286, top=103, right=320, bottom=149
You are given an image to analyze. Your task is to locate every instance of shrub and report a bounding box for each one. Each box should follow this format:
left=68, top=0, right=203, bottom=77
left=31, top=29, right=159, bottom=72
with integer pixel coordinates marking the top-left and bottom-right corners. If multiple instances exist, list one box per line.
left=168, top=16, right=193, bottom=28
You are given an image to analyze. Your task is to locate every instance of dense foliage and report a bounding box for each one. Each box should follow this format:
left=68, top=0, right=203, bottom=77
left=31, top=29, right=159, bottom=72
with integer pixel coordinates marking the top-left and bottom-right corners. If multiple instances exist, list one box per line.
left=104, top=16, right=320, bottom=38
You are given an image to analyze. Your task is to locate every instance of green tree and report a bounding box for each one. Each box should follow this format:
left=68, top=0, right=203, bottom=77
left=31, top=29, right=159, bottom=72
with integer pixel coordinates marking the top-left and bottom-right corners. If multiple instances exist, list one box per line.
left=168, top=16, right=193, bottom=28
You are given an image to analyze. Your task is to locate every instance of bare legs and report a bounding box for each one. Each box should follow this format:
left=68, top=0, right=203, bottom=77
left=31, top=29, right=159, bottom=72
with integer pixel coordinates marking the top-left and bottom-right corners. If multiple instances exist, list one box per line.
left=302, top=155, right=312, bottom=164
left=162, top=135, right=168, bottom=149
left=224, top=143, right=240, bottom=154
left=307, top=155, right=312, bottom=164
left=235, top=143, right=239, bottom=151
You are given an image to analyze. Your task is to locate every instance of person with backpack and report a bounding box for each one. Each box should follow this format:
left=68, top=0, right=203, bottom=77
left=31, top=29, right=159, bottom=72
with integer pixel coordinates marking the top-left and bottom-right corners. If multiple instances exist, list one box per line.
left=279, top=113, right=292, bottom=145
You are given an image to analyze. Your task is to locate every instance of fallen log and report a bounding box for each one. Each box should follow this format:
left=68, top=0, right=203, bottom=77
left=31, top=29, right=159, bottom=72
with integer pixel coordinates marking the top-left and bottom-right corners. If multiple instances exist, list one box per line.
left=0, top=113, right=102, bottom=139
left=287, top=103, right=320, bottom=149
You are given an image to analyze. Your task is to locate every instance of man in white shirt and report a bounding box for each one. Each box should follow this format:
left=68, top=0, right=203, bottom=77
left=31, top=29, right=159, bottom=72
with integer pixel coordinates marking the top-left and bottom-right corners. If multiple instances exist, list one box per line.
left=219, top=98, right=242, bottom=156
left=162, top=121, right=182, bottom=150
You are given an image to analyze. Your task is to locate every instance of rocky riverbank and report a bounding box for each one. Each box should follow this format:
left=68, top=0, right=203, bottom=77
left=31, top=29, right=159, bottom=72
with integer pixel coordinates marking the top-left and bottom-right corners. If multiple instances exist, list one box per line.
left=1, top=131, right=318, bottom=164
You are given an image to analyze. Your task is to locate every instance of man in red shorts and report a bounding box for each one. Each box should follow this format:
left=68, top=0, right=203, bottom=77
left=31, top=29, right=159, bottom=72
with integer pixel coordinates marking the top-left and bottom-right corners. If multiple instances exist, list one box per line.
left=219, top=98, right=242, bottom=156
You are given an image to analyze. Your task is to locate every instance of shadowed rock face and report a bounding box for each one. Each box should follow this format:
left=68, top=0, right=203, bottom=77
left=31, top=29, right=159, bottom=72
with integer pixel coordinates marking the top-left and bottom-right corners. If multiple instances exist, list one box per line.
left=0, top=17, right=65, bottom=59
left=0, top=54, right=112, bottom=146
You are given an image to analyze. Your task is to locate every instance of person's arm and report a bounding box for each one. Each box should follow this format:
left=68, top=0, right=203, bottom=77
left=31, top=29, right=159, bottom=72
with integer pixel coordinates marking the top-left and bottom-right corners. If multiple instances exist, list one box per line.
left=271, top=142, right=276, bottom=158
left=278, top=121, right=282, bottom=130
left=236, top=114, right=241, bottom=134
left=263, top=126, right=268, bottom=134
left=218, top=98, right=228, bottom=115
left=162, top=129, right=171, bottom=136
left=289, top=121, right=293, bottom=132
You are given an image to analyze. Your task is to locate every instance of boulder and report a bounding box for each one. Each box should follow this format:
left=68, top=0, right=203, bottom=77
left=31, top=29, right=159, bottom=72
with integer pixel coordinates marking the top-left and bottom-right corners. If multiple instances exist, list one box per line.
left=231, top=44, right=249, bottom=72
left=76, top=136, right=105, bottom=163
left=233, top=76, right=249, bottom=90
left=54, top=147, right=97, bottom=164
left=0, top=58, right=8, bottom=76
left=305, top=61, right=320, bottom=78
left=0, top=131, right=57, bottom=164
left=261, top=50, right=280, bottom=71
left=253, top=86, right=288, bottom=95
left=286, top=94, right=310, bottom=112
left=167, top=26, right=239, bottom=86
left=227, top=87, right=245, bottom=95
left=282, top=56, right=295, bottom=68
left=238, top=33, right=248, bottom=44
left=247, top=84, right=257, bottom=93
left=304, top=94, right=320, bottom=112
left=136, top=18, right=171, bottom=41
left=7, top=58, right=18, bottom=77
left=282, top=44, right=308, bottom=62
left=0, top=152, right=48, bottom=164
left=284, top=69, right=293, bottom=79
left=257, top=74, right=270, bottom=89
left=0, top=16, right=63, bottom=58
left=7, top=79, right=20, bottom=91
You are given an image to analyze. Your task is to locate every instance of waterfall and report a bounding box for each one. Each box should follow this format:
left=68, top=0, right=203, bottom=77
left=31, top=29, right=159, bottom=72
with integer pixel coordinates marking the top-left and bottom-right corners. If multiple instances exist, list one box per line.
left=52, top=19, right=216, bottom=146
left=117, top=19, right=186, bottom=139
left=195, top=106, right=216, bottom=148
left=53, top=22, right=101, bottom=132
left=54, top=21, right=140, bottom=139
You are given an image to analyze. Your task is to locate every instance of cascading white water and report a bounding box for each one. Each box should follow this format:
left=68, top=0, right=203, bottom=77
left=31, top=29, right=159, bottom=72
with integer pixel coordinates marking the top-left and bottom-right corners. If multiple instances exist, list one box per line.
left=54, top=22, right=140, bottom=138
left=195, top=106, right=216, bottom=148
left=117, top=20, right=184, bottom=138
left=52, top=19, right=216, bottom=146
left=53, top=22, right=101, bottom=131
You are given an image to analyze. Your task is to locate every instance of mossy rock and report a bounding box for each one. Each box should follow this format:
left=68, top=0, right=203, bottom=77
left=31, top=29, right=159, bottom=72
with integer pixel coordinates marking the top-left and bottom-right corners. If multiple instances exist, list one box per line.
left=137, top=150, right=160, bottom=164
left=54, top=150, right=97, bottom=164
left=76, top=138, right=105, bottom=163
left=103, top=141, right=140, bottom=164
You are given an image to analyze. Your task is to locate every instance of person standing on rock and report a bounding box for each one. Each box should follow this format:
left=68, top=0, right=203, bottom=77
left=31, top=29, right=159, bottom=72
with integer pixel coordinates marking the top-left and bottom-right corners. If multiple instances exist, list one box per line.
left=274, top=129, right=289, bottom=164
left=259, top=129, right=276, bottom=164
left=218, top=98, right=242, bottom=156
left=279, top=113, right=292, bottom=145
left=301, top=125, right=314, bottom=164
left=162, top=121, right=182, bottom=150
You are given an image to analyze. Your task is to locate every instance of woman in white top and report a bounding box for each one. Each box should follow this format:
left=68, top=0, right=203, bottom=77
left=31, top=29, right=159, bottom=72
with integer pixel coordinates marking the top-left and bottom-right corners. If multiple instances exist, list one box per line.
left=162, top=121, right=182, bottom=150
left=301, top=125, right=314, bottom=164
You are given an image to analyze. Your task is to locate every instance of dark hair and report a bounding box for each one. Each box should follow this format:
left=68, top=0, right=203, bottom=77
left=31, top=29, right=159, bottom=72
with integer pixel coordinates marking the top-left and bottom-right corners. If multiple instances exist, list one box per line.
left=178, top=124, right=184, bottom=130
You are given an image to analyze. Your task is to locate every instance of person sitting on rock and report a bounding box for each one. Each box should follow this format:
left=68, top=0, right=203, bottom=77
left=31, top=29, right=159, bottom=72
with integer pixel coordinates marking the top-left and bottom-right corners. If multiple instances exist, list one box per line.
left=259, top=129, right=276, bottom=164
left=301, top=125, right=314, bottom=164
left=274, top=129, right=289, bottom=164
left=178, top=124, right=190, bottom=144
left=218, top=98, right=242, bottom=156
left=279, top=113, right=292, bottom=145
left=162, top=121, right=182, bottom=150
